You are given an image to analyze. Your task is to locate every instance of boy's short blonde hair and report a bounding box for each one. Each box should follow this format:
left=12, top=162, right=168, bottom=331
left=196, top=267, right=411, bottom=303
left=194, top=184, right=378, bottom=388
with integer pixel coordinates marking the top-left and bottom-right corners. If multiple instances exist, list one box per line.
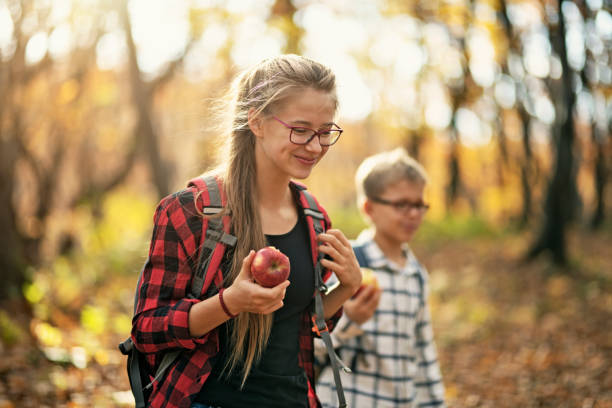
left=355, top=148, right=428, bottom=208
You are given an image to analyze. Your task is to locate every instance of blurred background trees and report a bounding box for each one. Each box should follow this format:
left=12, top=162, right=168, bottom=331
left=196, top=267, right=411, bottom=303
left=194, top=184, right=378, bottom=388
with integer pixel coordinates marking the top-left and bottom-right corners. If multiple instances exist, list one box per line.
left=1, top=0, right=609, bottom=298
left=0, top=0, right=610, bottom=405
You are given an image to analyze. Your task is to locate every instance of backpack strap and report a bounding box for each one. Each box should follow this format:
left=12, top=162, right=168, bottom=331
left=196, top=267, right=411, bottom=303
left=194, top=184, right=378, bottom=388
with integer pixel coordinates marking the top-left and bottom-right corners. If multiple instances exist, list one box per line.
left=352, top=244, right=368, bottom=268
left=146, top=175, right=237, bottom=391
left=120, top=175, right=236, bottom=407
left=188, top=175, right=237, bottom=299
left=297, top=187, right=350, bottom=408
left=122, top=340, right=146, bottom=408
left=413, top=259, right=426, bottom=308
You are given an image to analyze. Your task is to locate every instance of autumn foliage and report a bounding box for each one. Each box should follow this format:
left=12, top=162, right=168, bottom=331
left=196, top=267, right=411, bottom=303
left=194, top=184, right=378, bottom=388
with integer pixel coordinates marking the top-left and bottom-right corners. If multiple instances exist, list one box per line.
left=0, top=0, right=611, bottom=406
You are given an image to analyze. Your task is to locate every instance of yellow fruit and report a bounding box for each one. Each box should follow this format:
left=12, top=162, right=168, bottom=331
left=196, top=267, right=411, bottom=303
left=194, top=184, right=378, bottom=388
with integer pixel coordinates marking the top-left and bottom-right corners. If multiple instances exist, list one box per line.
left=353, top=267, right=379, bottom=297
left=360, top=267, right=379, bottom=289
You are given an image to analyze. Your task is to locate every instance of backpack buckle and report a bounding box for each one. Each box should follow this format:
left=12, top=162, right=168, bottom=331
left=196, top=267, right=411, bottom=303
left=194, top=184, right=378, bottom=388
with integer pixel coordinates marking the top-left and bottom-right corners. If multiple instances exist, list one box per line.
left=118, top=338, right=133, bottom=355
left=311, top=315, right=329, bottom=336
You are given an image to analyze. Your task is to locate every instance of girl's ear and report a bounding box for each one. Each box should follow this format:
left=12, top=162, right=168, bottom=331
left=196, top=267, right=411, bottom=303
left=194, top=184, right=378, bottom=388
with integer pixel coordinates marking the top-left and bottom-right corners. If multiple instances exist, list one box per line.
left=248, top=108, right=264, bottom=138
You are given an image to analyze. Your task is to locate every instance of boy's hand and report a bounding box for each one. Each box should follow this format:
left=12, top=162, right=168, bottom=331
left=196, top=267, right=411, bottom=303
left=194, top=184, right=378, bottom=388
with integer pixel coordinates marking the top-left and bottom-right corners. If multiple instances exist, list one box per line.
left=343, top=284, right=381, bottom=324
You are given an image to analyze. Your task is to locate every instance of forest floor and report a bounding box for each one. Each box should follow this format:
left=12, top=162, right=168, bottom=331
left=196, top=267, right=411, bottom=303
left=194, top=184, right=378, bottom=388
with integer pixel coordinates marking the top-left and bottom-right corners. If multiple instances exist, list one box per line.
left=415, top=225, right=612, bottom=408
left=0, top=225, right=611, bottom=408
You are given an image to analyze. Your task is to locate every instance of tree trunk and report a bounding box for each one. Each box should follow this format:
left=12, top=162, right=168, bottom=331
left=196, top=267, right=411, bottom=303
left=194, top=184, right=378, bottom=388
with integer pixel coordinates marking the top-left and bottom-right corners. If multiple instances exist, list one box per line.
left=495, top=115, right=509, bottom=189
left=271, top=0, right=303, bottom=54
left=122, top=3, right=171, bottom=198
left=405, top=131, right=424, bottom=162
left=526, top=0, right=577, bottom=265
left=446, top=136, right=462, bottom=210
left=518, top=106, right=533, bottom=227
left=0, top=127, right=27, bottom=299
left=591, top=126, right=607, bottom=228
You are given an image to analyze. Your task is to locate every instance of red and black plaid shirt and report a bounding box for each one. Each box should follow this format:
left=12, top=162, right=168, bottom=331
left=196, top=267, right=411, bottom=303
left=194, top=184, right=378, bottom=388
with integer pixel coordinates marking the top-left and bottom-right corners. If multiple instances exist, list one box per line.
left=131, top=178, right=341, bottom=408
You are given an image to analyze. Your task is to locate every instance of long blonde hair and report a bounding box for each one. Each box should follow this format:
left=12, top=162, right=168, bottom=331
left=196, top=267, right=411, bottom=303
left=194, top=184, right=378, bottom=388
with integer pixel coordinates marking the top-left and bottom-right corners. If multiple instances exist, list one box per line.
left=212, top=55, right=337, bottom=385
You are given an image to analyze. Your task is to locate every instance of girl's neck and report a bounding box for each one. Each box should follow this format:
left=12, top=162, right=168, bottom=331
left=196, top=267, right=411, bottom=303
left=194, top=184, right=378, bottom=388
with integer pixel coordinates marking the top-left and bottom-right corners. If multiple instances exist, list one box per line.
left=372, top=232, right=406, bottom=267
left=256, top=171, right=296, bottom=235
left=256, top=172, right=292, bottom=208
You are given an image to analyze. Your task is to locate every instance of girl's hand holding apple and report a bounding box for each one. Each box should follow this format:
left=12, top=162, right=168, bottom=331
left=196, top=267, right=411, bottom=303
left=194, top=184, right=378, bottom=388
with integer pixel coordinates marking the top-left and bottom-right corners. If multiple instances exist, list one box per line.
left=250, top=246, right=291, bottom=287
left=223, top=250, right=290, bottom=316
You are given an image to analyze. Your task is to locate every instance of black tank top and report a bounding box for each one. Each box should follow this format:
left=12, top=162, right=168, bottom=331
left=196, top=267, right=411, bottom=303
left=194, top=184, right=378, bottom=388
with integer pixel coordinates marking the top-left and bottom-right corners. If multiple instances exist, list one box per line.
left=196, top=212, right=314, bottom=408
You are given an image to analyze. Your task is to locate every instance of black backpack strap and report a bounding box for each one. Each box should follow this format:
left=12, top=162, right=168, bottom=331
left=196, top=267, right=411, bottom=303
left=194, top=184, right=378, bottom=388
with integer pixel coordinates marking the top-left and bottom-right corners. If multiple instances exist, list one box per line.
left=300, top=189, right=350, bottom=408
left=118, top=337, right=147, bottom=408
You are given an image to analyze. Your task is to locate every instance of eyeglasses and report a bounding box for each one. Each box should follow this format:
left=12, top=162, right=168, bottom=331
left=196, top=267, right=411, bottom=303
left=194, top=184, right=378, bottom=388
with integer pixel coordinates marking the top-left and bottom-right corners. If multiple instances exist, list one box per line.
left=369, top=196, right=430, bottom=214
left=272, top=116, right=343, bottom=146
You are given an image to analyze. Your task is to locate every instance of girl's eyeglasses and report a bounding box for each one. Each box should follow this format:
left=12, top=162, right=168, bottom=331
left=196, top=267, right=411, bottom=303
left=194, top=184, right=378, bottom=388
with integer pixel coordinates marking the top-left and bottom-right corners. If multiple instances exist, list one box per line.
left=272, top=116, right=343, bottom=146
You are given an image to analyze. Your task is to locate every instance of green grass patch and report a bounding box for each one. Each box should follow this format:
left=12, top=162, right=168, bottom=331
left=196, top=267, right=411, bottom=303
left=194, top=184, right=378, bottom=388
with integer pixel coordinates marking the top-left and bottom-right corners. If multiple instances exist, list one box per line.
left=414, top=214, right=501, bottom=247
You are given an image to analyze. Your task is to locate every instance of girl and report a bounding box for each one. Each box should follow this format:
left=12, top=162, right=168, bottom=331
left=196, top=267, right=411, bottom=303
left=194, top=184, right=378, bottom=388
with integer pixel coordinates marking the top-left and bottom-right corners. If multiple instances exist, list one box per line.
left=131, top=54, right=361, bottom=408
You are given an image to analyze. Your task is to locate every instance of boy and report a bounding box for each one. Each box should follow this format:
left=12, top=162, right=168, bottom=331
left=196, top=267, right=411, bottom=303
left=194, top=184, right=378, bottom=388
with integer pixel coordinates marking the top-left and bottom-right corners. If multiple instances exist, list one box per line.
left=316, top=148, right=446, bottom=407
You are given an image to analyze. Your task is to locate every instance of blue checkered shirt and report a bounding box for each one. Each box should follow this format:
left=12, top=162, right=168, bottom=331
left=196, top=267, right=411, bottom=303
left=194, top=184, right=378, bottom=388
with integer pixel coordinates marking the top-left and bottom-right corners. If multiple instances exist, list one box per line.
left=315, top=229, right=446, bottom=408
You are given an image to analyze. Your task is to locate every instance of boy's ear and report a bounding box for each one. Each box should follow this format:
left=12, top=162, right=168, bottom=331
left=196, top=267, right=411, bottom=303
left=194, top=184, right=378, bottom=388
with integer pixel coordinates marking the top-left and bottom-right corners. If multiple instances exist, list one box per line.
left=363, top=199, right=374, bottom=217
left=360, top=200, right=375, bottom=226
left=247, top=108, right=264, bottom=138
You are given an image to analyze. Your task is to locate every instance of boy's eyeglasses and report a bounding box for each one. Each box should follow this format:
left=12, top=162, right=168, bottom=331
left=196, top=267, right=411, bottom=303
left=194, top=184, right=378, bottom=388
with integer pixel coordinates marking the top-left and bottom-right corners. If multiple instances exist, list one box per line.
left=370, top=197, right=430, bottom=214
left=272, top=116, right=343, bottom=146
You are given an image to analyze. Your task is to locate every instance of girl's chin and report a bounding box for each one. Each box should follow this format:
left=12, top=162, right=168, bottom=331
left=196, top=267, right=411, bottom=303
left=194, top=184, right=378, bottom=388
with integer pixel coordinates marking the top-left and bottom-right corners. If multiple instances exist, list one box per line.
left=290, top=170, right=312, bottom=180
left=289, top=163, right=316, bottom=179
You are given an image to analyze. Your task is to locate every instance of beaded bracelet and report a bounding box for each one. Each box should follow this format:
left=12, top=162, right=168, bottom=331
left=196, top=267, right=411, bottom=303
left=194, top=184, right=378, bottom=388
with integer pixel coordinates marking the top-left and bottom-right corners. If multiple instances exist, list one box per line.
left=218, top=288, right=238, bottom=319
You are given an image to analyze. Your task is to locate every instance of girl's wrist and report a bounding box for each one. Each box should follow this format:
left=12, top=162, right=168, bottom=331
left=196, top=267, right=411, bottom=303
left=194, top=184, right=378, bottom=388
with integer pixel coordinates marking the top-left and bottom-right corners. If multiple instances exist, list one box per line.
left=219, top=287, right=239, bottom=318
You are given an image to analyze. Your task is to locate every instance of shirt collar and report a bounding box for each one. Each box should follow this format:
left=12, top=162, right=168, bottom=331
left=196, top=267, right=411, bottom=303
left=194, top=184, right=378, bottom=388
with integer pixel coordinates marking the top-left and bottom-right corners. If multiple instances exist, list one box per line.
left=354, top=229, right=420, bottom=276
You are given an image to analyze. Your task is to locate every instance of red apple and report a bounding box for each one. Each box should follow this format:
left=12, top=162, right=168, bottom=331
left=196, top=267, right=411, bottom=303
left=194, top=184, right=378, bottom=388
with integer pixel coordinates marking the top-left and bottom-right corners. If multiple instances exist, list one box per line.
left=353, top=267, right=379, bottom=297
left=251, top=246, right=291, bottom=288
